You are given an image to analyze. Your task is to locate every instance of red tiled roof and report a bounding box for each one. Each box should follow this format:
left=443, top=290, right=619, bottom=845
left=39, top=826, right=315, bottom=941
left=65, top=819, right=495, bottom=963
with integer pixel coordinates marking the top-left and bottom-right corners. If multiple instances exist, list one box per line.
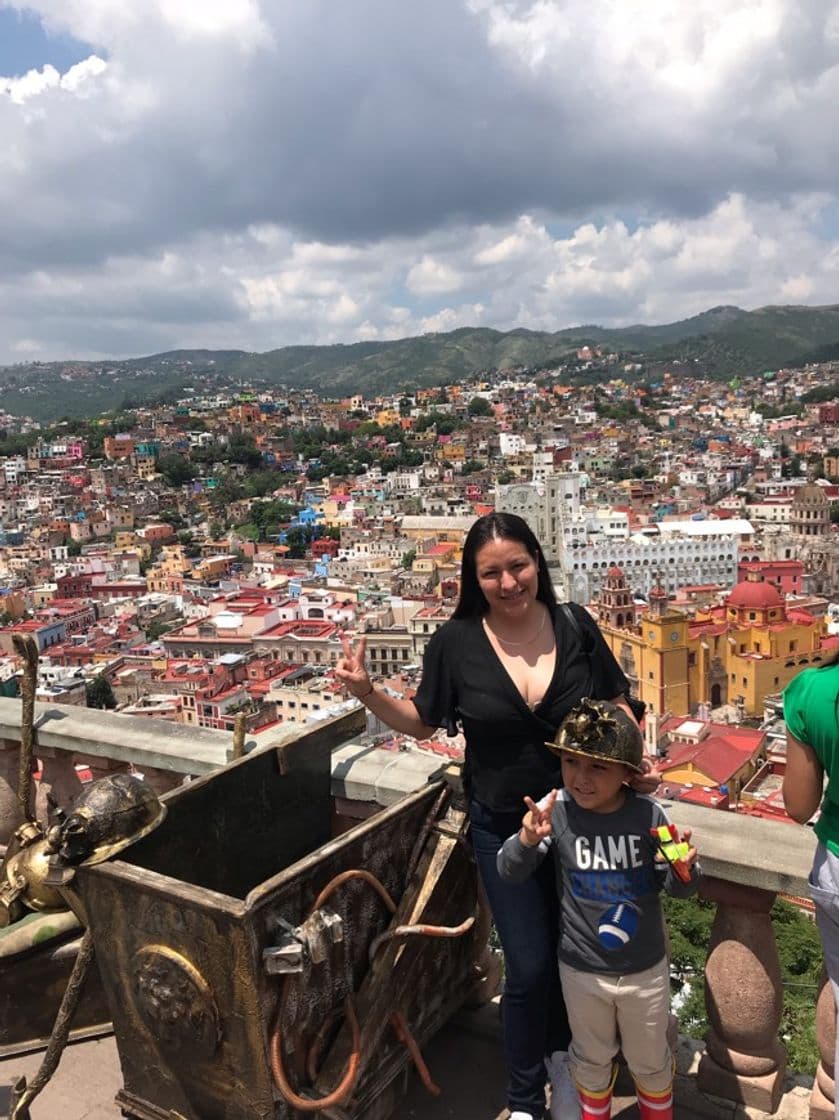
left=661, top=728, right=765, bottom=784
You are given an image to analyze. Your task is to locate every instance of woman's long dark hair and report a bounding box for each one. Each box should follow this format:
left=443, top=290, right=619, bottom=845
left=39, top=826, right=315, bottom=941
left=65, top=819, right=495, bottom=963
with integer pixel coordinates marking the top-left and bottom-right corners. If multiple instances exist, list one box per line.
left=452, top=511, right=557, bottom=620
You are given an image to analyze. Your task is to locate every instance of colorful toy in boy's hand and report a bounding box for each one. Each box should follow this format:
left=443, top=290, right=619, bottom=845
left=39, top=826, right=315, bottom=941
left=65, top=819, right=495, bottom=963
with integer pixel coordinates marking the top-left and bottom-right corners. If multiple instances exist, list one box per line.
left=650, top=823, right=693, bottom=883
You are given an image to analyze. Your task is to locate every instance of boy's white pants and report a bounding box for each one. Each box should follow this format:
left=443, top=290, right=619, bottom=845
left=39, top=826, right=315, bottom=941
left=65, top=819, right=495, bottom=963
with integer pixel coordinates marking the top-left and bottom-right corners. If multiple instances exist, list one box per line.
left=559, top=957, right=673, bottom=1094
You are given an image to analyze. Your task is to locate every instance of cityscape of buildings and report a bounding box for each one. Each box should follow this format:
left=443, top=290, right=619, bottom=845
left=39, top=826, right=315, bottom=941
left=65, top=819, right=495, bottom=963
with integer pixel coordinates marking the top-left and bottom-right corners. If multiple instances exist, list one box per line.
left=1, top=356, right=839, bottom=824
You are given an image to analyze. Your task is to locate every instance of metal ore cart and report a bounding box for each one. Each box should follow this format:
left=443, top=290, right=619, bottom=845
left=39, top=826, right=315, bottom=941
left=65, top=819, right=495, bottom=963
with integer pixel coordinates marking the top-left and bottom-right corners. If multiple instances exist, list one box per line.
left=71, top=714, right=486, bottom=1120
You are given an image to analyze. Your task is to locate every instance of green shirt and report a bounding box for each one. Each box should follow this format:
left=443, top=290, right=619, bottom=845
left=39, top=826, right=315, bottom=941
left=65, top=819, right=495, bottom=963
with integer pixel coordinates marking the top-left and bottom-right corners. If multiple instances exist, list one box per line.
left=784, top=665, right=839, bottom=854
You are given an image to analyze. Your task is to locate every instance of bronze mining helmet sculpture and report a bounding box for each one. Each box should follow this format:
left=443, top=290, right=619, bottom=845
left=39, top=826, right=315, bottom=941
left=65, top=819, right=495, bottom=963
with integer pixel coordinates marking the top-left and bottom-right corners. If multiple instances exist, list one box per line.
left=1, top=774, right=167, bottom=926
left=47, top=772, right=167, bottom=867
left=0, top=820, right=67, bottom=926
left=545, top=696, right=644, bottom=771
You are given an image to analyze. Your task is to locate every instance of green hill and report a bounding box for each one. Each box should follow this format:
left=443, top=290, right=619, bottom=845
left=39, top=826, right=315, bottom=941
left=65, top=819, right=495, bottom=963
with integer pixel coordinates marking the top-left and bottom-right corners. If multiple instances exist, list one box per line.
left=3, top=303, right=839, bottom=422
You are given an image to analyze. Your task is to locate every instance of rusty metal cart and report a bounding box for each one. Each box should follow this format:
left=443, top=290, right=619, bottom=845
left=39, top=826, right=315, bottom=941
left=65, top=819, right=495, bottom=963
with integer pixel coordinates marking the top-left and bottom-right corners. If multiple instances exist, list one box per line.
left=66, top=714, right=486, bottom=1120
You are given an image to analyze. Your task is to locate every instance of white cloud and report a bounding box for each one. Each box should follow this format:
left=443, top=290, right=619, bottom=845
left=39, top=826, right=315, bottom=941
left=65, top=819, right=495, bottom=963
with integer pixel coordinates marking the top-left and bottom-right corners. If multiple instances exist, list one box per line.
left=0, top=54, right=107, bottom=103
left=4, top=191, right=837, bottom=364
left=406, top=256, right=464, bottom=296
left=2, top=2, right=839, bottom=364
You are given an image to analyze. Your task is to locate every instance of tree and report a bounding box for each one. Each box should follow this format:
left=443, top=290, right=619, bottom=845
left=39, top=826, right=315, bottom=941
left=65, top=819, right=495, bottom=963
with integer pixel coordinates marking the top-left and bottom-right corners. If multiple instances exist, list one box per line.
left=157, top=453, right=197, bottom=487
left=284, top=525, right=315, bottom=558
left=86, top=676, right=117, bottom=710
left=145, top=619, right=174, bottom=642
left=227, top=431, right=263, bottom=469
left=468, top=396, right=493, bottom=417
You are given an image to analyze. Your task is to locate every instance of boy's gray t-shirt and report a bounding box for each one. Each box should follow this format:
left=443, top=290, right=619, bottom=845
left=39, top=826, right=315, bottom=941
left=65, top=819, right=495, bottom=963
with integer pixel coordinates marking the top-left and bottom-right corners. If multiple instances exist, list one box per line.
left=497, top=788, right=699, bottom=975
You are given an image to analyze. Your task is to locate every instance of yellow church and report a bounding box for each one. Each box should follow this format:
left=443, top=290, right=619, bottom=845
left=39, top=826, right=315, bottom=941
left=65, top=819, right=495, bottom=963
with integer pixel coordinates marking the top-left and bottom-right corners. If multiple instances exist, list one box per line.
left=595, top=566, right=828, bottom=718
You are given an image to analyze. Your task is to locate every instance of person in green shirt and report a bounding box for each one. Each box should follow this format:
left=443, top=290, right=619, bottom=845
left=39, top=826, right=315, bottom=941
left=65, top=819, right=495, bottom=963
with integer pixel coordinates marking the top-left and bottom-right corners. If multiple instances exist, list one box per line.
left=783, top=657, right=839, bottom=1120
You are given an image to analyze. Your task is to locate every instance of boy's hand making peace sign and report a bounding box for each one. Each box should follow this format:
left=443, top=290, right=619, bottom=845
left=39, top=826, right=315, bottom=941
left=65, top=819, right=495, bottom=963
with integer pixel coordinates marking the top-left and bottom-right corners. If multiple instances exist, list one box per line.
left=520, top=789, right=557, bottom=848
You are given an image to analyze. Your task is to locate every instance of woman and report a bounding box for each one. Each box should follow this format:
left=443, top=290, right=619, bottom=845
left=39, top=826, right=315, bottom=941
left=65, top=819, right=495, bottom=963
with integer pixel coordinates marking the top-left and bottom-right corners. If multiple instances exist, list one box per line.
left=336, top=511, right=646, bottom=1120
left=783, top=655, right=839, bottom=1119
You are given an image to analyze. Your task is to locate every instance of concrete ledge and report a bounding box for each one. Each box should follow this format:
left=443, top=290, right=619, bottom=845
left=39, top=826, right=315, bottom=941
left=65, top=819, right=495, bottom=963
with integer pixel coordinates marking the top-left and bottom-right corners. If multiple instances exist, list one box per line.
left=665, top=800, right=817, bottom=898
left=331, top=742, right=445, bottom=806
left=0, top=698, right=233, bottom=775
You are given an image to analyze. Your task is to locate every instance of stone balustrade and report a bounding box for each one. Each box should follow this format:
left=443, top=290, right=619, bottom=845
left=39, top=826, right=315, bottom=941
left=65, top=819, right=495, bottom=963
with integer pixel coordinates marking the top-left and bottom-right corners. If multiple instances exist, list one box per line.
left=666, top=799, right=827, bottom=1118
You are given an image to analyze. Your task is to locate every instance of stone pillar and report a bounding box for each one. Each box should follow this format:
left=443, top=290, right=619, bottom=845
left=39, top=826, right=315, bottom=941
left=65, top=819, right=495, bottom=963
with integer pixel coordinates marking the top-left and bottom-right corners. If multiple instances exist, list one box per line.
left=34, top=747, right=85, bottom=823
left=697, top=877, right=786, bottom=1112
left=0, top=737, right=23, bottom=844
left=812, top=968, right=836, bottom=1120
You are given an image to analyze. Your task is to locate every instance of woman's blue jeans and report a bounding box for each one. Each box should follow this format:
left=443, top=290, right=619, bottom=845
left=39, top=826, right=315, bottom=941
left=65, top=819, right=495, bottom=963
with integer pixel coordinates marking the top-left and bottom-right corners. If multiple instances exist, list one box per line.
left=470, top=799, right=571, bottom=1117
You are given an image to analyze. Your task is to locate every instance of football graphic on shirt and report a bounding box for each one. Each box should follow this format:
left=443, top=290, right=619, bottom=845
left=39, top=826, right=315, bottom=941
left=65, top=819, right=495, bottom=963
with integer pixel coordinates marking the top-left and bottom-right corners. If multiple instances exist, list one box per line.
left=597, top=902, right=640, bottom=950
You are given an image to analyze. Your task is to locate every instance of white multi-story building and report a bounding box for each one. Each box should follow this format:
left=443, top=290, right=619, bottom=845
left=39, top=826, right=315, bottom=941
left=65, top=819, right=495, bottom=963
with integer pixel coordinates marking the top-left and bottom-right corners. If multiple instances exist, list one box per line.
left=498, top=476, right=751, bottom=603
left=3, top=456, right=27, bottom=485
left=499, top=432, right=528, bottom=458
left=531, top=451, right=555, bottom=484
left=566, top=520, right=753, bottom=602
left=385, top=469, right=422, bottom=494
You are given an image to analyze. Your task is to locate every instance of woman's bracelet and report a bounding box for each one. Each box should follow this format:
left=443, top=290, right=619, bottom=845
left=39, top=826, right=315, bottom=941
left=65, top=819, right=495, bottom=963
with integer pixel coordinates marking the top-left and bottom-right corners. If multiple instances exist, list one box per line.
left=358, top=683, right=375, bottom=700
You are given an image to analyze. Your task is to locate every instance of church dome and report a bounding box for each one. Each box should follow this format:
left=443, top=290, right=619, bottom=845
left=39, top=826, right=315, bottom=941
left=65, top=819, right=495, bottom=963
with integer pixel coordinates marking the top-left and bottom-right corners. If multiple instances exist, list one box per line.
left=606, top=565, right=625, bottom=582
left=726, top=579, right=782, bottom=610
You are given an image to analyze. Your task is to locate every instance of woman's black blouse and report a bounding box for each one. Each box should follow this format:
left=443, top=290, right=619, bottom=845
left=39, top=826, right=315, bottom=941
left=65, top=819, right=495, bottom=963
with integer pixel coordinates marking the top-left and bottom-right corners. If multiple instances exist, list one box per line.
left=412, top=604, right=629, bottom=814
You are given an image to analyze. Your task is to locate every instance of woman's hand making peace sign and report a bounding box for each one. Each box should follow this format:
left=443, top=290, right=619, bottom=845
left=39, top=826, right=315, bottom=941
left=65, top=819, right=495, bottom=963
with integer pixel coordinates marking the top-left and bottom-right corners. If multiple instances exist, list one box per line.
left=335, top=634, right=373, bottom=699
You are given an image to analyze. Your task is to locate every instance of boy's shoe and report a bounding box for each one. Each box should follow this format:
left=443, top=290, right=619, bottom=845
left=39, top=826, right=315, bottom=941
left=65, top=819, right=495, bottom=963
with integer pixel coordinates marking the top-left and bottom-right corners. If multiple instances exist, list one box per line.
left=509, top=1112, right=538, bottom=1120
left=545, top=1050, right=582, bottom=1120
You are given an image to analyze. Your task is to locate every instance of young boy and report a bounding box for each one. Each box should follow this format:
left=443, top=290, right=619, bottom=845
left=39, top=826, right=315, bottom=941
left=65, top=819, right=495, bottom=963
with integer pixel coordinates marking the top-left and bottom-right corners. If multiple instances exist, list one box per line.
left=497, top=698, right=700, bottom=1120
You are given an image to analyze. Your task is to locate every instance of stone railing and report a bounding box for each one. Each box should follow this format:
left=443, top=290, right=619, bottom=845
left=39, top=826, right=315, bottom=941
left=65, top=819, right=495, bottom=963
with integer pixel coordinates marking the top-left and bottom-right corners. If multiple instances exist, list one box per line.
left=667, top=800, right=829, bottom=1119
left=0, top=698, right=367, bottom=843
left=0, top=697, right=243, bottom=842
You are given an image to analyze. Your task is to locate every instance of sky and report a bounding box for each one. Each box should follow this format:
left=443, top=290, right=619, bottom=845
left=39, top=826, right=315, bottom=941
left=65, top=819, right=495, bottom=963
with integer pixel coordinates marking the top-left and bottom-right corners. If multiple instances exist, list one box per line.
left=2, top=1, right=839, bottom=365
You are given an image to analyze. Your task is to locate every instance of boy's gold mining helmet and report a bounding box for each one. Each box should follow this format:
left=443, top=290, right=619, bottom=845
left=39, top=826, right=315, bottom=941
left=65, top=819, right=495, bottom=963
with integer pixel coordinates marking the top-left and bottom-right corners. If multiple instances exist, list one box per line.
left=546, top=697, right=644, bottom=772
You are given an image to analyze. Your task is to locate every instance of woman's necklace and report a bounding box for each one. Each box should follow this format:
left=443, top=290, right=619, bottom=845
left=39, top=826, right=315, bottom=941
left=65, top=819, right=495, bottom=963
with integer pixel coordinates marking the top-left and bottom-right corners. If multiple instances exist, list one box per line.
left=484, top=608, right=547, bottom=649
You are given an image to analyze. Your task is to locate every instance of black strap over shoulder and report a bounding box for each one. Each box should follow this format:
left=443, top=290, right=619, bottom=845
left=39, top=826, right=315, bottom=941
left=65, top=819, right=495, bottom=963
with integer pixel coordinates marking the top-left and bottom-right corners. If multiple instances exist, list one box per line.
left=559, top=602, right=645, bottom=721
